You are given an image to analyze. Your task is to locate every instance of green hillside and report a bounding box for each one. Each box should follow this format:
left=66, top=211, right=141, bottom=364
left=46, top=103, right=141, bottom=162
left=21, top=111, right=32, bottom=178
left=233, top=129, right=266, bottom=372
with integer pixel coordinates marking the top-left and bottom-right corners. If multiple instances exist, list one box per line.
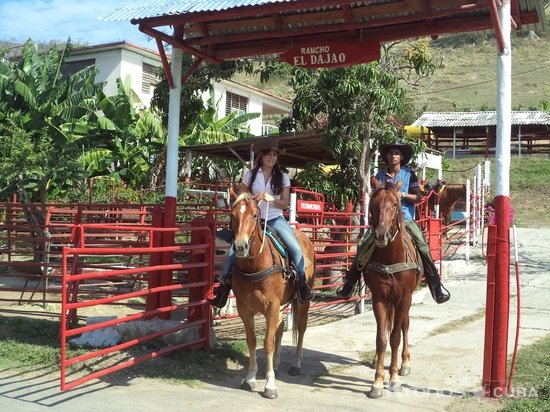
left=410, top=30, right=550, bottom=112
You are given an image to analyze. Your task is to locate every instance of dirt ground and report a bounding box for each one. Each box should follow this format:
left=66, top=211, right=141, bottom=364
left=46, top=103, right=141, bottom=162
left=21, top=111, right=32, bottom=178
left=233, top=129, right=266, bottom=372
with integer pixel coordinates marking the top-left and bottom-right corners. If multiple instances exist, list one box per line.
left=1, top=227, right=549, bottom=411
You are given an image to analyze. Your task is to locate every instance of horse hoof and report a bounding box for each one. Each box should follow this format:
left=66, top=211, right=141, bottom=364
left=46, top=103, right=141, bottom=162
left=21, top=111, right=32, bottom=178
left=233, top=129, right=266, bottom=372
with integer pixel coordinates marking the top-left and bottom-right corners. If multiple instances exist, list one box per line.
left=389, top=382, right=403, bottom=392
left=399, top=366, right=411, bottom=376
left=240, top=381, right=255, bottom=391
left=288, top=366, right=301, bottom=376
left=261, top=388, right=278, bottom=399
left=367, top=387, right=384, bottom=399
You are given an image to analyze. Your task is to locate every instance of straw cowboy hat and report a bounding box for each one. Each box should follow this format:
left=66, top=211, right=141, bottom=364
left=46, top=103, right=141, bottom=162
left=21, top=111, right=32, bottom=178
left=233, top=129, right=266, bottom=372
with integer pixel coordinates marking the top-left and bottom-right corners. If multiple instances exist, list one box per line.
left=252, top=137, right=286, bottom=155
left=379, top=140, right=414, bottom=166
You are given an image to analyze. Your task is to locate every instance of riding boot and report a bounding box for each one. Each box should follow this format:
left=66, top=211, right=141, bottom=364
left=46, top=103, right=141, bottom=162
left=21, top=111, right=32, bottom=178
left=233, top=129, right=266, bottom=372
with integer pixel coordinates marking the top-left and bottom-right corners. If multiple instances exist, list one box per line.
left=207, top=277, right=231, bottom=308
left=421, top=256, right=450, bottom=304
left=336, top=264, right=361, bottom=299
left=296, top=276, right=314, bottom=303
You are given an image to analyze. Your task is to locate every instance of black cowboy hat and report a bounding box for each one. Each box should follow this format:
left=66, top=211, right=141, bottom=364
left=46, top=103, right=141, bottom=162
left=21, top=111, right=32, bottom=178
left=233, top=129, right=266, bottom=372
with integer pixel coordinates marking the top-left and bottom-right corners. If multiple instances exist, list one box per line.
left=379, top=141, right=414, bottom=166
left=252, top=137, right=286, bottom=155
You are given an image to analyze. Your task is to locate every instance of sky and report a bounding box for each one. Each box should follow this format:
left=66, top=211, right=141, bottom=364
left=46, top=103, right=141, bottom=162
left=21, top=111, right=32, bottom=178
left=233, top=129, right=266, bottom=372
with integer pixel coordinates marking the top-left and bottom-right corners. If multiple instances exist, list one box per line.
left=0, top=0, right=155, bottom=50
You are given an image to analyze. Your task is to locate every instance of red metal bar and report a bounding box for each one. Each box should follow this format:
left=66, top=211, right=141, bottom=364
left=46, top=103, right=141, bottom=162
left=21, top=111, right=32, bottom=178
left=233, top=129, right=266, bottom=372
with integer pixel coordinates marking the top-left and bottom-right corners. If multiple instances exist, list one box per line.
left=159, top=197, right=177, bottom=319
left=146, top=205, right=164, bottom=315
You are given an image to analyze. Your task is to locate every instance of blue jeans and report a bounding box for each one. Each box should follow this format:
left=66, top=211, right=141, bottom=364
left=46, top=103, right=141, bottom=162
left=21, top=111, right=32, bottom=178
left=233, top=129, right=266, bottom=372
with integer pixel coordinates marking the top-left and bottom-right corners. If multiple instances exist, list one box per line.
left=219, top=216, right=305, bottom=282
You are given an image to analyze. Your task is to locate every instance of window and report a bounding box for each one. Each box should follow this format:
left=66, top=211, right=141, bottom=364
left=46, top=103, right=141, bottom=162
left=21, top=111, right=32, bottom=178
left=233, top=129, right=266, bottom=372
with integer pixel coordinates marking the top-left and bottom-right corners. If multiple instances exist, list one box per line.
left=142, top=62, right=158, bottom=94
left=61, top=58, right=96, bottom=79
left=225, top=91, right=248, bottom=115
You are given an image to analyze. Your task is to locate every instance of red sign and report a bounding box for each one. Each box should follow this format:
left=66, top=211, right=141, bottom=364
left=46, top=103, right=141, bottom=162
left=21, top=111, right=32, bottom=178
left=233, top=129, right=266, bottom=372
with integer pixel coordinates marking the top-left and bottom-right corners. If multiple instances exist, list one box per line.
left=280, top=41, right=380, bottom=68
left=297, top=200, right=324, bottom=213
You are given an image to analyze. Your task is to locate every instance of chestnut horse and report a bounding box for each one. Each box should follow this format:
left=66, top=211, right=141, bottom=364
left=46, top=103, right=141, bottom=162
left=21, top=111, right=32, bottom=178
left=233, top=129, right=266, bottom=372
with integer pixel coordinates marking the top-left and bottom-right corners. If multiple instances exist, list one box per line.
left=423, top=182, right=467, bottom=234
left=229, top=192, right=315, bottom=399
left=360, top=180, right=422, bottom=399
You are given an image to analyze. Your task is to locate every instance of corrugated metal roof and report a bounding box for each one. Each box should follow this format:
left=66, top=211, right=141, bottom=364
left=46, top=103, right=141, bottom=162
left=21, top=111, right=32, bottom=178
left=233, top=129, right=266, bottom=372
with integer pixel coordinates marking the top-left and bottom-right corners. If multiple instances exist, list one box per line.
left=100, top=0, right=545, bottom=23
left=411, top=111, right=550, bottom=128
left=99, top=0, right=293, bottom=21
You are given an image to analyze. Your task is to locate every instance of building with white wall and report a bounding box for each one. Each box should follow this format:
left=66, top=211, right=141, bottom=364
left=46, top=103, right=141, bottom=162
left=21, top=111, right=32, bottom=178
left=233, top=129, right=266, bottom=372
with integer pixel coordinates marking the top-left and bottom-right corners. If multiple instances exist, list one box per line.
left=64, top=41, right=291, bottom=135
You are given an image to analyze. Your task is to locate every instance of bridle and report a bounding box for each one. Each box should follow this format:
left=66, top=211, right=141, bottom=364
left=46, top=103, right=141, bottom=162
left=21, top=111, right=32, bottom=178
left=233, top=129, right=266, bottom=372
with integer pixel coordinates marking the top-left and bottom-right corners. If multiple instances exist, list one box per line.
left=231, top=196, right=284, bottom=280
left=233, top=196, right=271, bottom=259
left=370, top=187, right=402, bottom=246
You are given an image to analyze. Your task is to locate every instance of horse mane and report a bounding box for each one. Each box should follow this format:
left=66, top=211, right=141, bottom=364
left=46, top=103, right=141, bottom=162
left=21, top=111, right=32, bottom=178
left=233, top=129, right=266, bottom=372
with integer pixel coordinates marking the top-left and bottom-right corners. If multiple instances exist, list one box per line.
left=233, top=192, right=253, bottom=207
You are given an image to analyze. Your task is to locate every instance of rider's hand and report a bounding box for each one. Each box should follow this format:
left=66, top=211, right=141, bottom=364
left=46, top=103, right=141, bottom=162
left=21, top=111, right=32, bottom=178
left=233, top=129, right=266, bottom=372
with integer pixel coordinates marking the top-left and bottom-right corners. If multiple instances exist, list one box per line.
left=263, top=193, right=275, bottom=202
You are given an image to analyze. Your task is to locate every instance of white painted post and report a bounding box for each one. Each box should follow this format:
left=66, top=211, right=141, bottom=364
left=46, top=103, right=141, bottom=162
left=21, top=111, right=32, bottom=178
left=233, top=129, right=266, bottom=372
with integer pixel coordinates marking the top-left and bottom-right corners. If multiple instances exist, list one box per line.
left=452, top=127, right=457, bottom=159
left=465, top=179, right=471, bottom=260
left=476, top=163, right=483, bottom=239
left=289, top=192, right=297, bottom=226
left=166, top=49, right=182, bottom=199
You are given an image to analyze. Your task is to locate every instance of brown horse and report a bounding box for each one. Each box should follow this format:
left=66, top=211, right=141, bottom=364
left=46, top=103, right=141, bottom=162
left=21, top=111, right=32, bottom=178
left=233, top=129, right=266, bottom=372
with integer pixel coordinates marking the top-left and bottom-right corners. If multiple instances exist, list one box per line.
left=229, top=192, right=315, bottom=399
left=423, top=182, right=466, bottom=234
left=362, top=180, right=422, bottom=399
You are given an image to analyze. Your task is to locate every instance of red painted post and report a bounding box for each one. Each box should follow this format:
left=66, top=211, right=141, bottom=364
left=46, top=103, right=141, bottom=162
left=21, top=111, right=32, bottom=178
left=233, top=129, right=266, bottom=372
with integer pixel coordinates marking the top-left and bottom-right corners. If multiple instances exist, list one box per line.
left=490, top=195, right=511, bottom=397
left=483, top=224, right=497, bottom=397
left=188, top=217, right=214, bottom=348
left=159, top=197, right=177, bottom=319
left=145, top=204, right=163, bottom=316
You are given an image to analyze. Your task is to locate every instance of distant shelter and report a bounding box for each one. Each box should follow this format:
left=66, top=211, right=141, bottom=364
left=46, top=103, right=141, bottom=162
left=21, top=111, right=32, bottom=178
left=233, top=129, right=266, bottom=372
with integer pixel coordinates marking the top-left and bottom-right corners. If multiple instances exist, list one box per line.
left=411, top=111, right=550, bottom=158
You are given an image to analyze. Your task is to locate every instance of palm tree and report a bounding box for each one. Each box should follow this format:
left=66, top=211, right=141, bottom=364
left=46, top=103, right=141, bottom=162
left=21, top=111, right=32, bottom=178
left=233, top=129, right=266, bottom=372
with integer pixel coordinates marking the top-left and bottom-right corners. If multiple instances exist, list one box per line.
left=0, top=39, right=106, bottom=202
left=78, top=76, right=165, bottom=193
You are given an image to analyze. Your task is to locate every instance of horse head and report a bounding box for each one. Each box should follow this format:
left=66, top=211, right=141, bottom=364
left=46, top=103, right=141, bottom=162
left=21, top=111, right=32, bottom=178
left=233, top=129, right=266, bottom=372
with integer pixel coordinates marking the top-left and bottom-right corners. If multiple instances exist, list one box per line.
left=369, top=179, right=403, bottom=247
left=230, top=192, right=263, bottom=258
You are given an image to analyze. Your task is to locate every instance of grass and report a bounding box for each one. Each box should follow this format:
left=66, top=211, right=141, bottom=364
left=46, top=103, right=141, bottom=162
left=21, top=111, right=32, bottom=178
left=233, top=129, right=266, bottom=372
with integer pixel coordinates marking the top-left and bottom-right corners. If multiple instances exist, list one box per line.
left=0, top=314, right=248, bottom=385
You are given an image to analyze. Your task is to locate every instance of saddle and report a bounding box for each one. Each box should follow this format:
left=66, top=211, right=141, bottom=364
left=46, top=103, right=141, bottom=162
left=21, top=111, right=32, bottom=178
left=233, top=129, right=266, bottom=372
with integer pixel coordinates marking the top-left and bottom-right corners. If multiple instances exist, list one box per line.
left=357, top=226, right=422, bottom=276
left=264, top=225, right=295, bottom=281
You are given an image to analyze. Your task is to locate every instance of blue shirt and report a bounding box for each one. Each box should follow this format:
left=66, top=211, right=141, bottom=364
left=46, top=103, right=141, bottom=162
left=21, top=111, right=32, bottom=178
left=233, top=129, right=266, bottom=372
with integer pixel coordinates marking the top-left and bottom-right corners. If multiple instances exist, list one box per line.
left=375, top=167, right=419, bottom=222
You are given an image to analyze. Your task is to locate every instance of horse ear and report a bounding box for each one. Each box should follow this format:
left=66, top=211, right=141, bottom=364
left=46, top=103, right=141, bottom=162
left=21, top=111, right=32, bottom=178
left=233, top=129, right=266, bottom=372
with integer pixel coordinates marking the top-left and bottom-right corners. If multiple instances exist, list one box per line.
left=371, top=176, right=380, bottom=189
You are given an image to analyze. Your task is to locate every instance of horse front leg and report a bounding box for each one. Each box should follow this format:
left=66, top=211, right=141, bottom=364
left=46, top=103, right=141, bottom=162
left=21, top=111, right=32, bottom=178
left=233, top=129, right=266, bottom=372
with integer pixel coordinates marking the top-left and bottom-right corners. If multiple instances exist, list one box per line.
left=239, top=312, right=258, bottom=392
left=273, top=311, right=284, bottom=375
left=261, top=305, right=281, bottom=399
left=368, top=300, right=387, bottom=399
left=388, top=310, right=404, bottom=393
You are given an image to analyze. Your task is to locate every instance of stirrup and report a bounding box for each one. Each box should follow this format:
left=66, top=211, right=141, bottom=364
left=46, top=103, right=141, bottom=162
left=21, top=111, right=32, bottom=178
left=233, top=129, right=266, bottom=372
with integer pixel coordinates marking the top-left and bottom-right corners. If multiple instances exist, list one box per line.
left=207, top=284, right=230, bottom=308
left=428, top=283, right=450, bottom=304
left=336, top=281, right=355, bottom=300
left=297, top=285, right=314, bottom=303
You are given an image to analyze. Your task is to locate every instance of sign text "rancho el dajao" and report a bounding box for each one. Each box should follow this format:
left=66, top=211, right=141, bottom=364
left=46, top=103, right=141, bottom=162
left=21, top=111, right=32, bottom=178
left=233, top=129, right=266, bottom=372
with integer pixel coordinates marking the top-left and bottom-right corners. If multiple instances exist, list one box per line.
left=280, top=41, right=380, bottom=68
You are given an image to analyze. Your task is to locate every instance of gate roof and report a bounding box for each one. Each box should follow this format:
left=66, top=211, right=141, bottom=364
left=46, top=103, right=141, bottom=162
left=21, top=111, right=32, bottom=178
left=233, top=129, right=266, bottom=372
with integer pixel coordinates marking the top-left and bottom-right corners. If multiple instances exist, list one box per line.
left=101, top=1, right=545, bottom=64
left=182, top=131, right=334, bottom=169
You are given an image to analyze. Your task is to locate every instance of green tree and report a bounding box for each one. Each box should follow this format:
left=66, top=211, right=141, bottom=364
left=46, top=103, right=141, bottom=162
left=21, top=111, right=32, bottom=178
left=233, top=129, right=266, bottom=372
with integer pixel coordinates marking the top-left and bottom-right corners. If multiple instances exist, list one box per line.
left=291, top=63, right=408, bottom=211
left=290, top=39, right=435, bottom=211
left=79, top=76, right=165, bottom=192
left=150, top=53, right=255, bottom=133
left=0, top=39, right=105, bottom=202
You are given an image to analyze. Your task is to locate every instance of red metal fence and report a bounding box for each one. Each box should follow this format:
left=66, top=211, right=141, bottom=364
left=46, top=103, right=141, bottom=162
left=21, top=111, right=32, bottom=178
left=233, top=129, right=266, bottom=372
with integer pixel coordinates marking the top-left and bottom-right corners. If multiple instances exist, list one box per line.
left=0, top=182, right=485, bottom=391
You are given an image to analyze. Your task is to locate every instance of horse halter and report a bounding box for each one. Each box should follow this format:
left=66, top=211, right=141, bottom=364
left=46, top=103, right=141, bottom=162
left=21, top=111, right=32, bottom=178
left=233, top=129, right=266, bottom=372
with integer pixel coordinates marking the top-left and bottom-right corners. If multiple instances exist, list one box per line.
left=233, top=197, right=269, bottom=259
left=370, top=189, right=401, bottom=246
